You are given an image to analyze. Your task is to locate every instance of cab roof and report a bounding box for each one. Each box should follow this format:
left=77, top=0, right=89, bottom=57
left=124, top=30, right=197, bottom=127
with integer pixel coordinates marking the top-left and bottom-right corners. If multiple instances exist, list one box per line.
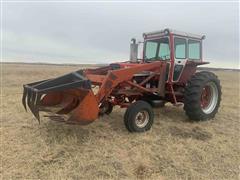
left=143, top=28, right=205, bottom=40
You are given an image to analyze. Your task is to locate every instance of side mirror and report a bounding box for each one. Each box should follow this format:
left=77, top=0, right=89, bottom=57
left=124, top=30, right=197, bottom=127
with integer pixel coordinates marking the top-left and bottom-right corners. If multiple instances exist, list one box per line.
left=130, top=38, right=138, bottom=62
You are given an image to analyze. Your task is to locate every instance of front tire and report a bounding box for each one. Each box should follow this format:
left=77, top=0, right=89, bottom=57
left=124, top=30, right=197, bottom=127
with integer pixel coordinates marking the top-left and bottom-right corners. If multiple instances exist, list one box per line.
left=124, top=101, right=154, bottom=132
left=184, top=71, right=221, bottom=121
left=99, top=101, right=113, bottom=116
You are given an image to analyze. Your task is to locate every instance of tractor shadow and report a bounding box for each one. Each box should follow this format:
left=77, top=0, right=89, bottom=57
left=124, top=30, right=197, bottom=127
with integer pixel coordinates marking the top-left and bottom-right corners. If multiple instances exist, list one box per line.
left=154, top=104, right=188, bottom=123
left=168, top=126, right=212, bottom=141
left=37, top=104, right=199, bottom=144
left=99, top=109, right=127, bottom=133
left=40, top=116, right=90, bottom=145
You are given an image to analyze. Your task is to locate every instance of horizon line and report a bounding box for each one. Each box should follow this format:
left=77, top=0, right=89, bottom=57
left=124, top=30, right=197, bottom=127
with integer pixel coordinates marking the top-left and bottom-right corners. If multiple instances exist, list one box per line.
left=2, top=61, right=240, bottom=70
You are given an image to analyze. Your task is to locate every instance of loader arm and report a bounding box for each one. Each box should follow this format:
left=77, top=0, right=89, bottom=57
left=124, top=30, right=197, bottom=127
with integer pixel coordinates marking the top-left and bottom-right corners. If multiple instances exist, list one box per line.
left=22, top=61, right=167, bottom=125
left=96, top=61, right=163, bottom=103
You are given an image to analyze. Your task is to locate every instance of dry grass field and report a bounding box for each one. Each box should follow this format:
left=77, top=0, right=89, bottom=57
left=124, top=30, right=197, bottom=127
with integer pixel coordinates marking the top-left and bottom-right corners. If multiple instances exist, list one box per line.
left=1, top=63, right=240, bottom=179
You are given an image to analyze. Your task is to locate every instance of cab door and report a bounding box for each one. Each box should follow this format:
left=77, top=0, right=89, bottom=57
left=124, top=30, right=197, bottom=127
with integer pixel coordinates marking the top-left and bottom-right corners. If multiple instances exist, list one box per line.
left=173, top=37, right=187, bottom=82
left=157, top=37, right=171, bottom=82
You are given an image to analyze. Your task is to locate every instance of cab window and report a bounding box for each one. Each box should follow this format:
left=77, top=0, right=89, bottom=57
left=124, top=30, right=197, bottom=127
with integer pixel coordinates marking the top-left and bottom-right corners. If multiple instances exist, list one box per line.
left=158, top=39, right=170, bottom=60
left=144, top=38, right=170, bottom=61
left=188, top=40, right=201, bottom=60
left=174, top=38, right=186, bottom=59
left=145, top=41, right=158, bottom=59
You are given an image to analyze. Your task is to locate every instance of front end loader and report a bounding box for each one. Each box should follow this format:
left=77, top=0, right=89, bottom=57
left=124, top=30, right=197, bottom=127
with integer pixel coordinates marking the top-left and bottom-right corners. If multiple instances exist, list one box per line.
left=22, top=28, right=221, bottom=132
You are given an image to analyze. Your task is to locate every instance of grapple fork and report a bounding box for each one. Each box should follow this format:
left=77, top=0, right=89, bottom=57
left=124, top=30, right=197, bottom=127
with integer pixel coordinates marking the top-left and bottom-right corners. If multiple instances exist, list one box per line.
left=22, top=70, right=99, bottom=124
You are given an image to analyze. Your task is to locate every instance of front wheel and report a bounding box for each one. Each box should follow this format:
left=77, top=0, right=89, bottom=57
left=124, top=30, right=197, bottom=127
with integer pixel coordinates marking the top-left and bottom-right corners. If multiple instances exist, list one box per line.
left=124, top=101, right=154, bottom=132
left=99, top=101, right=113, bottom=116
left=184, top=71, right=221, bottom=121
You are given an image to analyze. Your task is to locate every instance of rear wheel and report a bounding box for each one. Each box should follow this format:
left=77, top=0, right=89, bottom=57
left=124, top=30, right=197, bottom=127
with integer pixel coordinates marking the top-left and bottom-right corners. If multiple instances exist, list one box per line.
left=184, top=71, right=221, bottom=121
left=124, top=101, right=154, bottom=132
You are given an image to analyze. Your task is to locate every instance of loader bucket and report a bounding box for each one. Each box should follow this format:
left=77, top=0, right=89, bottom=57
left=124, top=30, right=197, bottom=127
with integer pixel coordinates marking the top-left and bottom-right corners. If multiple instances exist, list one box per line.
left=22, top=70, right=99, bottom=125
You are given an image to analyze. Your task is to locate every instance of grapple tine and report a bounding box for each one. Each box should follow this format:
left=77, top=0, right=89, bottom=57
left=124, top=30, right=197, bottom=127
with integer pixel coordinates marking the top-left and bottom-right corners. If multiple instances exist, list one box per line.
left=33, top=93, right=42, bottom=122
left=31, top=91, right=36, bottom=109
left=27, top=89, right=34, bottom=114
left=31, top=92, right=40, bottom=123
left=22, top=86, right=28, bottom=111
left=35, top=93, right=42, bottom=107
left=27, top=89, right=39, bottom=122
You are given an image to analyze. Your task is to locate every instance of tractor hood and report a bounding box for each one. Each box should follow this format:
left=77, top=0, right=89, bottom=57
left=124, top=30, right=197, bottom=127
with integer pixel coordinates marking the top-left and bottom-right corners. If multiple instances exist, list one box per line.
left=110, top=62, right=141, bottom=69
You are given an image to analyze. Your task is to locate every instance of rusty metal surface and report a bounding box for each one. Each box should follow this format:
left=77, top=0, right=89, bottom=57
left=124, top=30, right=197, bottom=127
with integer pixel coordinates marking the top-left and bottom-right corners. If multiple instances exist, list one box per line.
left=22, top=70, right=92, bottom=123
left=22, top=30, right=208, bottom=125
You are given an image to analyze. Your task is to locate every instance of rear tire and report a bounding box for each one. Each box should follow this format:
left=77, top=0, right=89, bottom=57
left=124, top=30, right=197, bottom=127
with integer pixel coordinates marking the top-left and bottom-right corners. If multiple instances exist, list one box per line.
left=184, top=71, right=221, bottom=121
left=124, top=101, right=154, bottom=132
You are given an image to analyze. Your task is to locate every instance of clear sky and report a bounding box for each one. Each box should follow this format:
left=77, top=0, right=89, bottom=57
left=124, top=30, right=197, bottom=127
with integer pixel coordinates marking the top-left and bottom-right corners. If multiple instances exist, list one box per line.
left=2, top=1, right=239, bottom=68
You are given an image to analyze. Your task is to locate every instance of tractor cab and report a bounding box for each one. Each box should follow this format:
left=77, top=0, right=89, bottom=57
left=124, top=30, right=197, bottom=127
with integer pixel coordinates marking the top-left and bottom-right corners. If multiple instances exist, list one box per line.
left=130, top=28, right=208, bottom=83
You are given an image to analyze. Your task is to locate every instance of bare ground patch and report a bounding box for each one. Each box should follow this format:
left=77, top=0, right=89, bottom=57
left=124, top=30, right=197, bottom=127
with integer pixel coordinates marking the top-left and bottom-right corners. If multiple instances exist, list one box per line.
left=168, top=126, right=212, bottom=141
left=1, top=64, right=239, bottom=179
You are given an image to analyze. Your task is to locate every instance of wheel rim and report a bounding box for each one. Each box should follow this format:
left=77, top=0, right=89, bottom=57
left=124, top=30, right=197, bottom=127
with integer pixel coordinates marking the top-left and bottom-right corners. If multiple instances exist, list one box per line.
left=201, top=82, right=218, bottom=114
left=135, top=110, right=149, bottom=128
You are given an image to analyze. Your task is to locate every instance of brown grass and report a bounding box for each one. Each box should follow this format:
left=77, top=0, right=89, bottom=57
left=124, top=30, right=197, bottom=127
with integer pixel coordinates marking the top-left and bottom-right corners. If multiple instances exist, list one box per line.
left=1, top=63, right=240, bottom=179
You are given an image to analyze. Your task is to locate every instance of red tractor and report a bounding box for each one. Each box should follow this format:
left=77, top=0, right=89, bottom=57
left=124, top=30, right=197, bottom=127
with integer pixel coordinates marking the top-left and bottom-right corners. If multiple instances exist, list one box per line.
left=22, top=29, right=221, bottom=132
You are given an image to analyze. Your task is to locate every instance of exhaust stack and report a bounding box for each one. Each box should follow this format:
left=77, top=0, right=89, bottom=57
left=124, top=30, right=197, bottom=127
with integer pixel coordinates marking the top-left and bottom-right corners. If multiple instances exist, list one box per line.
left=130, top=38, right=138, bottom=62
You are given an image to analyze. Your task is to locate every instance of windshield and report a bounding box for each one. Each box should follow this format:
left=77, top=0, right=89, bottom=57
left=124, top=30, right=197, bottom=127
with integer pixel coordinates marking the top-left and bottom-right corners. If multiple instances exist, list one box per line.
left=144, top=37, right=170, bottom=61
